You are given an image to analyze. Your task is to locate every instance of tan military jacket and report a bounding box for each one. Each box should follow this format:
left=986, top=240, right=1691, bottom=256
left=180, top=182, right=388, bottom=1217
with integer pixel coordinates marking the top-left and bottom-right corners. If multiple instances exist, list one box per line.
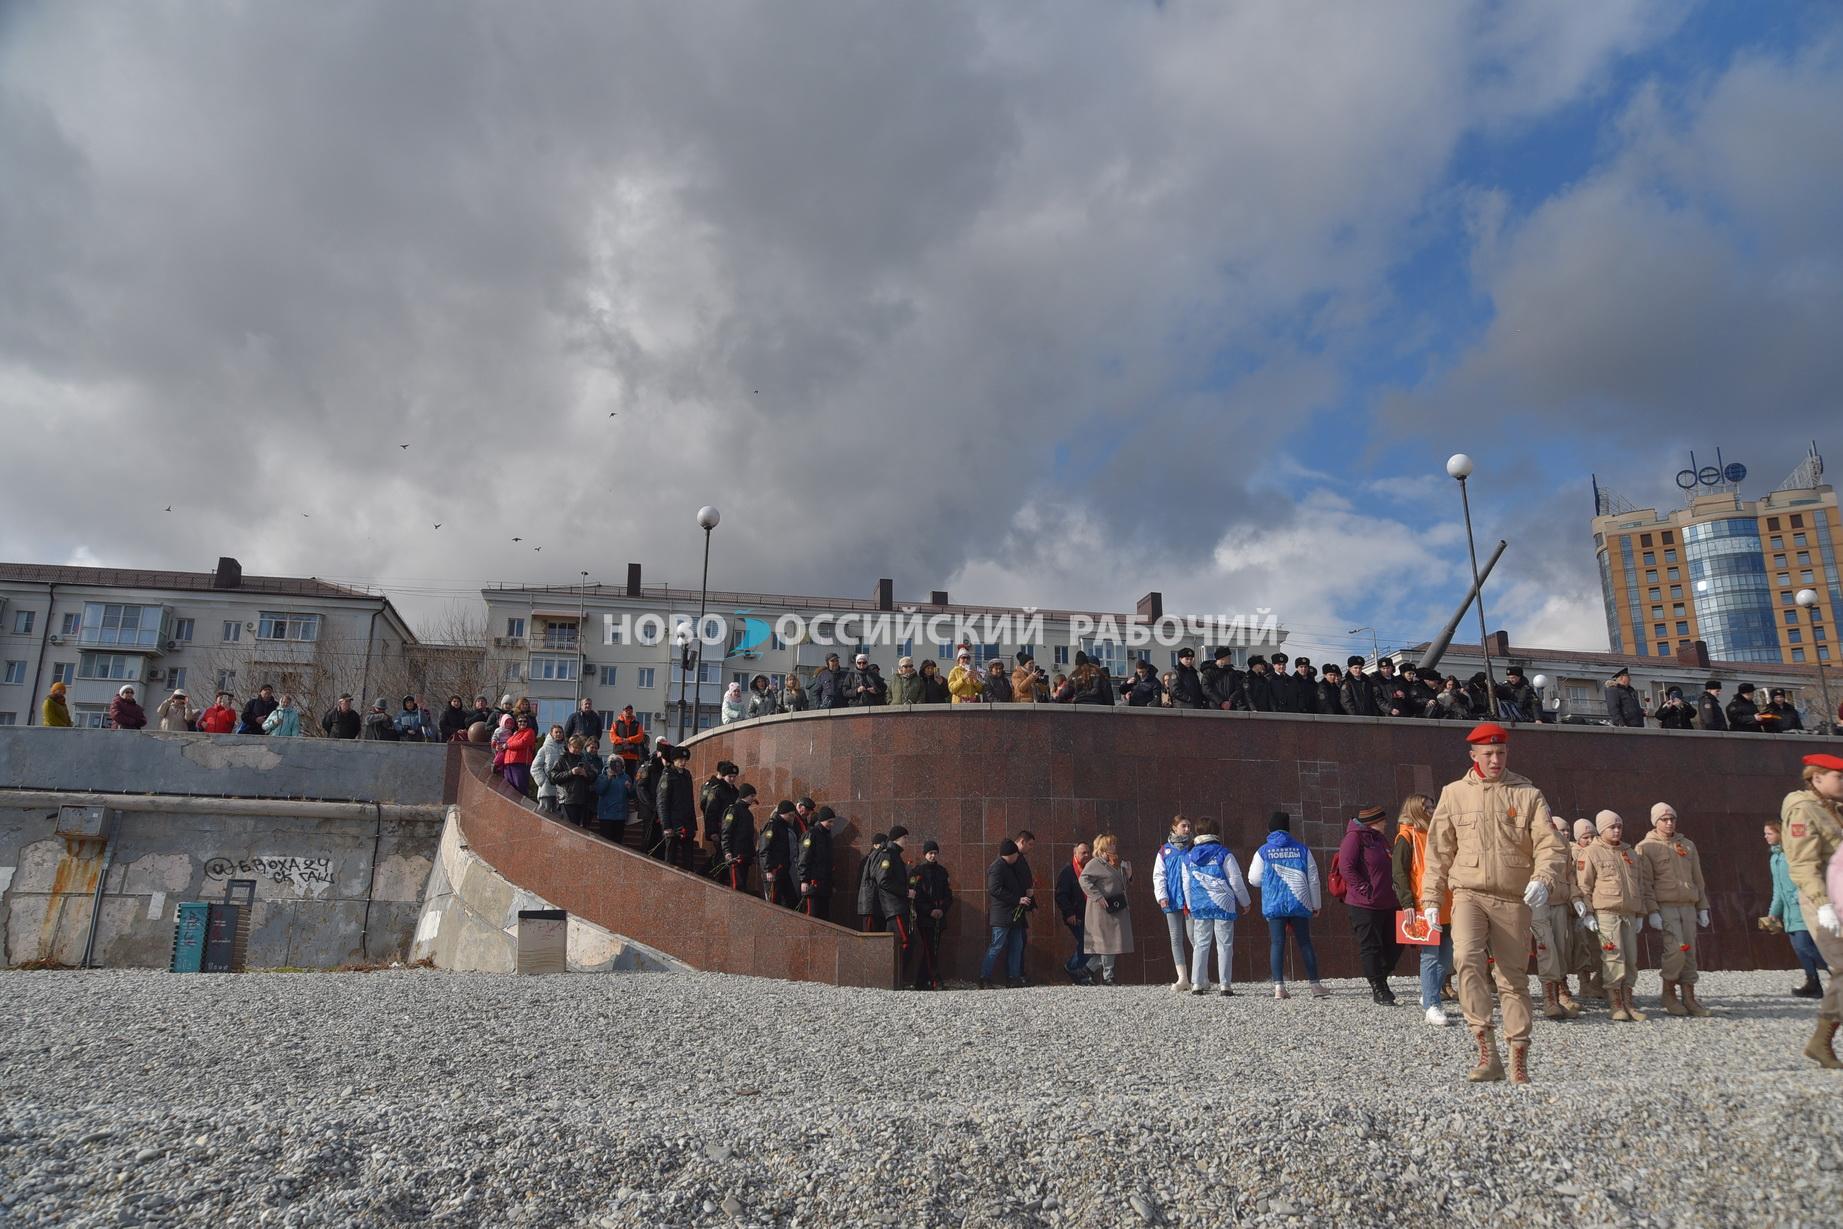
left=1781, top=789, right=1843, bottom=910
left=1569, top=840, right=1597, bottom=903
left=1423, top=767, right=1567, bottom=907
left=1635, top=831, right=1707, bottom=909
left=1577, top=840, right=1649, bottom=915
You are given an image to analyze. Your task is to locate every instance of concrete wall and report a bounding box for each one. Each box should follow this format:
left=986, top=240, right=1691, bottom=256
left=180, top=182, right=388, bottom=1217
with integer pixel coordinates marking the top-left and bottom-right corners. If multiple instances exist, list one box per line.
left=684, top=704, right=1816, bottom=986
left=412, top=809, right=687, bottom=974
left=0, top=727, right=448, bottom=803
left=0, top=794, right=442, bottom=968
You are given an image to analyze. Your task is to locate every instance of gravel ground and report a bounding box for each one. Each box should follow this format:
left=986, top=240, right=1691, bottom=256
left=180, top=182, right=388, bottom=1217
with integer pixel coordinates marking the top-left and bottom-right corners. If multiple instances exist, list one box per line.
left=0, top=967, right=1836, bottom=1228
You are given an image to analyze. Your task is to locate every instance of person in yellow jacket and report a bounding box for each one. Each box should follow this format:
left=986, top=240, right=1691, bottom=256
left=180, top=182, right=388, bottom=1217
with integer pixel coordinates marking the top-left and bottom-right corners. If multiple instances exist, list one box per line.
left=947, top=649, right=984, bottom=704
left=1531, top=814, right=1583, bottom=1020
left=1421, top=722, right=1568, bottom=1085
left=1636, top=801, right=1711, bottom=1018
left=1781, top=751, right=1843, bottom=1068
left=1575, top=810, right=1653, bottom=1023
left=41, top=681, right=73, bottom=727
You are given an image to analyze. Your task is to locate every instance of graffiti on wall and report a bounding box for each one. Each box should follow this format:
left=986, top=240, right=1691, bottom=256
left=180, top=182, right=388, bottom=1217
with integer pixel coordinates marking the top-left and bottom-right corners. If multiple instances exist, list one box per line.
left=203, top=855, right=336, bottom=897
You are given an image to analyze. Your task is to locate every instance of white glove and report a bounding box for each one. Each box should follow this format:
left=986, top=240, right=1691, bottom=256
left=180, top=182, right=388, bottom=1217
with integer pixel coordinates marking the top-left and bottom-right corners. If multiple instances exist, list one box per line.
left=1819, top=904, right=1842, bottom=938
left=1402, top=907, right=1418, bottom=929
left=1583, top=913, right=1599, bottom=933
left=1634, top=915, right=1645, bottom=934
left=1423, top=905, right=1442, bottom=932
left=1647, top=911, right=1664, bottom=930
left=1572, top=899, right=1587, bottom=919
left=1523, top=880, right=1549, bottom=908
left=1696, top=909, right=1709, bottom=928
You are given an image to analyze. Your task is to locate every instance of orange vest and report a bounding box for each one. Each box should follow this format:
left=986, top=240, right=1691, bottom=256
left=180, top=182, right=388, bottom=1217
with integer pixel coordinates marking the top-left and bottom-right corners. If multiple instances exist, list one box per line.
left=1397, top=825, right=1452, bottom=915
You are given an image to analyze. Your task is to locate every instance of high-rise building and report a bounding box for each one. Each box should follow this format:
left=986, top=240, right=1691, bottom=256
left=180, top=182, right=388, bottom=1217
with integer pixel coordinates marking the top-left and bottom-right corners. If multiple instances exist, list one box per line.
left=1592, top=446, right=1839, bottom=665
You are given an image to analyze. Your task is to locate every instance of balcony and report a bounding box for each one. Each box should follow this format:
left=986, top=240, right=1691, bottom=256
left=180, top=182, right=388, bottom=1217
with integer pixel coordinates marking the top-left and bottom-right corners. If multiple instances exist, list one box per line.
left=75, top=604, right=174, bottom=655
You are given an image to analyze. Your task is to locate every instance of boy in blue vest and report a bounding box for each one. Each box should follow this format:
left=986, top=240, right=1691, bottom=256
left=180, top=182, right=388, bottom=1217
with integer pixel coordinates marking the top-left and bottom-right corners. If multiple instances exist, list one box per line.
left=1152, top=815, right=1194, bottom=991
left=1182, top=817, right=1252, bottom=996
left=1248, top=812, right=1329, bottom=999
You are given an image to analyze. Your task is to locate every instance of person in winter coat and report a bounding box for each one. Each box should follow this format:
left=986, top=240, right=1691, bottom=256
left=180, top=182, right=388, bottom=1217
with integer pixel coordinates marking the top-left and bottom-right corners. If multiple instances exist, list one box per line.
left=501, top=714, right=538, bottom=796
left=1056, top=842, right=1095, bottom=985
left=1241, top=656, right=1276, bottom=712
left=1726, top=682, right=1761, bottom=732
left=594, top=753, right=634, bottom=843
left=700, top=761, right=740, bottom=854
left=1603, top=668, right=1646, bottom=727
left=1151, top=816, right=1194, bottom=990
left=721, top=682, right=746, bottom=724
left=1169, top=649, right=1208, bottom=709
left=980, top=838, right=1034, bottom=988
left=395, top=696, right=432, bottom=743
left=610, top=706, right=648, bottom=775
left=1781, top=752, right=1843, bottom=1068
left=756, top=799, right=798, bottom=907
left=1337, top=804, right=1402, bottom=1004
left=41, top=681, right=73, bottom=728
left=1636, top=801, right=1711, bottom=1018
left=1049, top=672, right=1076, bottom=703
left=322, top=692, right=361, bottom=740
left=1765, top=818, right=1827, bottom=998
left=1758, top=688, right=1803, bottom=734
left=909, top=841, right=952, bottom=990
left=1392, top=794, right=1454, bottom=1025
left=656, top=747, right=697, bottom=868
left=1399, top=665, right=1439, bottom=719
left=1010, top=652, right=1043, bottom=703
left=854, top=829, right=892, bottom=931
left=1462, top=672, right=1493, bottom=722
left=560, top=698, right=602, bottom=744
left=1248, top=813, right=1328, bottom=999
left=1341, top=657, right=1380, bottom=717
left=718, top=784, right=758, bottom=892
left=1157, top=672, right=1179, bottom=707
left=490, top=714, right=513, bottom=775
left=155, top=689, right=197, bottom=733
left=981, top=658, right=1014, bottom=703
left=746, top=673, right=781, bottom=718
left=1575, top=809, right=1653, bottom=1023
left=261, top=694, right=303, bottom=737
left=1696, top=680, right=1728, bottom=731
left=1078, top=833, right=1134, bottom=984
left=1291, top=659, right=1325, bottom=714
left=1201, top=648, right=1246, bottom=710
left=948, top=650, right=984, bottom=703
left=239, top=685, right=279, bottom=734
left=1316, top=664, right=1351, bottom=715
left=108, top=685, right=147, bottom=730
left=1653, top=686, right=1695, bottom=730
left=917, top=659, right=950, bottom=704
left=1069, top=652, right=1110, bottom=706
left=806, top=653, right=842, bottom=709
left=532, top=724, right=569, bottom=811
left=776, top=673, right=810, bottom=713
left=1120, top=659, right=1162, bottom=707
left=795, top=806, right=838, bottom=919
left=438, top=695, right=473, bottom=743
left=633, top=740, right=668, bottom=852
left=887, top=658, right=925, bottom=704
left=1267, top=652, right=1300, bottom=713
left=468, top=695, right=494, bottom=730
left=553, top=737, right=598, bottom=827
left=846, top=654, right=882, bottom=706
left=1497, top=667, right=1540, bottom=723
left=1181, top=818, right=1251, bottom=996
left=361, top=698, right=399, bottom=741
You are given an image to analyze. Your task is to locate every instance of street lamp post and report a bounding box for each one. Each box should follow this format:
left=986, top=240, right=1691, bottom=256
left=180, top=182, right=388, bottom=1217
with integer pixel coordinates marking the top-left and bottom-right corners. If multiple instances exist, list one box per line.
left=1348, top=626, right=1381, bottom=666
left=1446, top=453, right=1498, bottom=713
left=576, top=571, right=589, bottom=706
left=1797, top=588, right=1833, bottom=735
left=688, top=506, right=721, bottom=739
left=672, top=630, right=692, bottom=743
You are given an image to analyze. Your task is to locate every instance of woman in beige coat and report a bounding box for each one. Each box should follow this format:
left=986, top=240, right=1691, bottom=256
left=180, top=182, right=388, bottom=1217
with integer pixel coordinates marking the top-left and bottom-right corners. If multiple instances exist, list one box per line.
left=1079, top=833, right=1135, bottom=984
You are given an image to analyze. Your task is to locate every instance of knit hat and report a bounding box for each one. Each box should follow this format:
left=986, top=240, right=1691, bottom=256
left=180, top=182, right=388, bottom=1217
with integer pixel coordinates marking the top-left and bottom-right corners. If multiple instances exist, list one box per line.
left=118, top=684, right=135, bottom=696
left=1214, top=647, right=1233, bottom=662
left=1015, top=650, right=1031, bottom=665
left=899, top=656, right=914, bottom=668
left=887, top=825, right=909, bottom=842
left=737, top=783, right=758, bottom=798
left=922, top=839, right=940, bottom=854
left=1736, top=682, right=1755, bottom=694
left=500, top=694, right=514, bottom=706
left=49, top=682, right=66, bottom=697
left=374, top=698, right=389, bottom=710
left=775, top=800, right=795, bottom=814
left=1355, top=804, right=1387, bottom=824
left=1595, top=809, right=1623, bottom=834
left=1572, top=818, right=1594, bottom=840
left=798, top=797, right=816, bottom=809
left=998, top=838, right=1019, bottom=857
left=816, top=806, right=837, bottom=823
left=1649, top=801, right=1676, bottom=823
left=1268, top=811, right=1291, bottom=833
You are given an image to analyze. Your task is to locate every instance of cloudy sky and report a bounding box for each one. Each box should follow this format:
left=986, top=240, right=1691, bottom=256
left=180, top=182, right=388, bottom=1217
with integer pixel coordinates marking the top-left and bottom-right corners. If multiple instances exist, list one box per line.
left=2, top=2, right=1839, bottom=662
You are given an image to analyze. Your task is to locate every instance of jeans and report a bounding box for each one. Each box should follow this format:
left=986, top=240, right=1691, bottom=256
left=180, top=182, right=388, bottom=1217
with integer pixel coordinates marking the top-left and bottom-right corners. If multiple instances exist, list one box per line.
left=1189, top=917, right=1235, bottom=989
left=1266, top=915, right=1320, bottom=983
left=1790, top=929, right=1831, bottom=979
left=1064, top=923, right=1090, bottom=980
left=1164, top=911, right=1189, bottom=978
left=1087, top=953, right=1118, bottom=983
left=1418, top=930, right=1454, bottom=1007
left=982, top=925, right=1027, bottom=981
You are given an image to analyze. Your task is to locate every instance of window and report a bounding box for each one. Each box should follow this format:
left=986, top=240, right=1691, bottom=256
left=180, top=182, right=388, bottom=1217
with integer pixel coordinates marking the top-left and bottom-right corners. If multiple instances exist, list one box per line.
left=1792, top=648, right=1807, bottom=663
left=1656, top=644, right=1670, bottom=656
left=1822, top=646, right=1832, bottom=661
left=1771, top=536, right=1784, bottom=549
left=257, top=612, right=319, bottom=642
left=1802, top=571, right=1816, bottom=584
left=78, top=653, right=139, bottom=680
left=74, top=705, right=110, bottom=729
left=1642, top=552, right=1655, bottom=565
left=222, top=621, right=242, bottom=642
left=1640, top=534, right=1653, bottom=548
left=80, top=603, right=164, bottom=648
left=1787, top=610, right=1800, bottom=625
left=1768, top=517, right=1782, bottom=531
left=13, top=610, right=35, bottom=634
left=1664, top=548, right=1678, bottom=562
left=1645, top=571, right=1658, bottom=584
left=1790, top=514, right=1805, bottom=528
left=899, top=638, right=916, bottom=660
left=1789, top=629, right=1803, bottom=644
left=530, top=654, right=577, bottom=681
left=59, top=612, right=80, bottom=635
left=606, top=621, right=623, bottom=645
left=1798, top=552, right=1812, bottom=565
left=1775, top=556, right=1788, bottom=568
left=216, top=669, right=237, bottom=692
left=1818, top=626, right=1829, bottom=642
left=1662, top=530, right=1675, bottom=544
left=731, top=671, right=748, bottom=687
left=1794, top=532, right=1809, bottom=547
left=1672, top=604, right=1686, bottom=616
left=600, top=665, right=619, bottom=686
left=505, top=617, right=526, bottom=639
left=1675, top=622, right=1689, bottom=636
left=540, top=622, right=579, bottom=650
left=2, top=661, right=23, bottom=685
left=1667, top=568, right=1680, bottom=581
left=636, top=667, right=656, bottom=689
left=503, top=662, right=523, bottom=682
left=172, top=618, right=194, bottom=643
left=1653, top=624, right=1667, bottom=638
left=636, top=621, right=659, bottom=646
left=770, top=630, right=786, bottom=652
left=1647, top=588, right=1661, bottom=601
left=1783, top=592, right=1796, bottom=605
left=52, top=662, right=74, bottom=685
left=0, top=712, right=15, bottom=726
left=167, top=667, right=188, bottom=692
left=1054, top=645, right=1070, bottom=667
left=1650, top=606, right=1663, bottom=618
left=1566, top=684, right=1593, bottom=701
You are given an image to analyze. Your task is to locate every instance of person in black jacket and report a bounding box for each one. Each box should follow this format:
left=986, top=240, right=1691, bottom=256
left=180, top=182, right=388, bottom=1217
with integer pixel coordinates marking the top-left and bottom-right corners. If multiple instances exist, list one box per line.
left=1121, top=659, right=1162, bottom=707
left=1759, top=688, right=1804, bottom=733
left=980, top=838, right=1034, bottom=989
left=756, top=799, right=796, bottom=906
left=1697, top=680, right=1728, bottom=731
left=796, top=806, right=839, bottom=919
left=1341, top=657, right=1380, bottom=717
left=467, top=695, right=493, bottom=731
left=1398, top=665, right=1437, bottom=718
left=562, top=698, right=604, bottom=744
left=718, top=784, right=758, bottom=892
left=634, top=740, right=667, bottom=854
left=1070, top=653, right=1111, bottom=706
left=656, top=747, right=697, bottom=868
left=918, top=659, right=951, bottom=704
left=321, top=694, right=363, bottom=739
left=1371, top=659, right=1401, bottom=717
left=240, top=685, right=280, bottom=735
left=909, top=841, right=952, bottom=990
left=1602, top=668, right=1645, bottom=727
left=1287, top=659, right=1319, bottom=714
left=437, top=695, right=471, bottom=743
left=745, top=674, right=780, bottom=719
left=699, top=762, right=740, bottom=857
left=812, top=653, right=848, bottom=710
left=1265, top=653, right=1296, bottom=712
left=1055, top=841, right=1095, bottom=985
left=1726, top=681, right=1761, bottom=732
left=1653, top=686, right=1695, bottom=730
left=983, top=659, right=1015, bottom=703
left=1201, top=648, right=1246, bottom=710
left=1317, top=664, right=1351, bottom=715
left=1169, top=648, right=1208, bottom=709
left=1498, top=667, right=1541, bottom=724
left=871, top=827, right=912, bottom=948
left=856, top=832, right=890, bottom=930
left=553, top=737, right=597, bottom=826
left=1243, top=656, right=1277, bottom=712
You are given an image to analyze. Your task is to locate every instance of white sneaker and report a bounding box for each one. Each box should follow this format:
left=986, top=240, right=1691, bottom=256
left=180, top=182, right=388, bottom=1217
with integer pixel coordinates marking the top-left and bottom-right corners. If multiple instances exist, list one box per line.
left=1425, top=1004, right=1450, bottom=1027
left=1309, top=982, right=1331, bottom=999
left=1172, top=977, right=1192, bottom=993
left=1273, top=983, right=1289, bottom=1000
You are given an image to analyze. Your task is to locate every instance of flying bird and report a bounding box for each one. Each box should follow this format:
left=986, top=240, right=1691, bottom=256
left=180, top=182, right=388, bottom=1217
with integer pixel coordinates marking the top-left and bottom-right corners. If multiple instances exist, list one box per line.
left=533, top=546, right=542, bottom=552
left=608, top=411, right=617, bottom=417
left=399, top=443, right=410, bottom=450
left=301, top=513, right=310, bottom=518
left=512, top=537, right=523, bottom=542
left=163, top=505, right=172, bottom=512
left=433, top=523, right=442, bottom=530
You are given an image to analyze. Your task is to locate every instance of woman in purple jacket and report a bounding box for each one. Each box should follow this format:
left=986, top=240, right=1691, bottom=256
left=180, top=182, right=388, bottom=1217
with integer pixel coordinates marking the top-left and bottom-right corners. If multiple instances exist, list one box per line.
left=1337, top=804, right=1402, bottom=1005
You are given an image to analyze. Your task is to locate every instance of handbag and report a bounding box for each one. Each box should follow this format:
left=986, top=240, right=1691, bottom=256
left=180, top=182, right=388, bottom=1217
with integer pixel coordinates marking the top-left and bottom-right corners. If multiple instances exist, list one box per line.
left=1104, top=894, right=1128, bottom=914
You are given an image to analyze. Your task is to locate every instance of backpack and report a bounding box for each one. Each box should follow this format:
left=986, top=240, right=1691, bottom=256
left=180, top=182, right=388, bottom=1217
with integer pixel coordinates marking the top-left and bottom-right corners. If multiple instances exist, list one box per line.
left=1327, top=853, right=1349, bottom=902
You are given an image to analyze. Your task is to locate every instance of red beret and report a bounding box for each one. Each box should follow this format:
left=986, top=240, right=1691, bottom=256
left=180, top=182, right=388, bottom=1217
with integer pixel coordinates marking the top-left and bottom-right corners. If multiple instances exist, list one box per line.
left=1805, top=753, right=1843, bottom=773
left=1467, top=722, right=1509, bottom=746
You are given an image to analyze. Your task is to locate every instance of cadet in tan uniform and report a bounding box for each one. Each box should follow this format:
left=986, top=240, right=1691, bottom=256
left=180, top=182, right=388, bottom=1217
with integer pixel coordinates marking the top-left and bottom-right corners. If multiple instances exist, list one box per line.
left=1575, top=810, right=1652, bottom=1023
left=1781, top=751, right=1843, bottom=1068
left=1532, top=814, right=1583, bottom=1020
left=1635, top=801, right=1711, bottom=1018
left=1421, top=723, right=1568, bottom=1084
left=1568, top=818, right=1606, bottom=1003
